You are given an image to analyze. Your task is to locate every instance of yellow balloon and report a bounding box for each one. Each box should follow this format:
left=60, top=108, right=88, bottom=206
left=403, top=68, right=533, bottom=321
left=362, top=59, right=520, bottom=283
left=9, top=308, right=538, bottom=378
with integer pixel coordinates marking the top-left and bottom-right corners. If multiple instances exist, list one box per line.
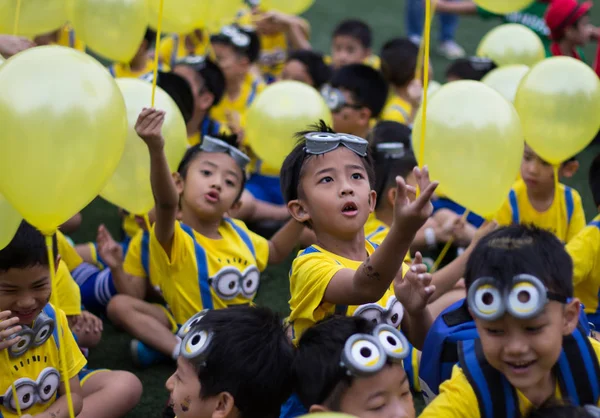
left=246, top=81, right=332, bottom=170
left=515, top=57, right=600, bottom=165
left=477, top=24, right=545, bottom=67
left=0, top=0, right=67, bottom=37
left=101, top=79, right=188, bottom=215
left=68, top=0, right=148, bottom=63
left=0, top=193, right=22, bottom=251
left=148, top=0, right=208, bottom=34
left=204, top=0, right=245, bottom=32
left=261, top=0, right=315, bottom=15
left=482, top=64, right=530, bottom=103
left=473, top=0, right=534, bottom=14
left=0, top=46, right=127, bottom=235
left=412, top=81, right=524, bottom=218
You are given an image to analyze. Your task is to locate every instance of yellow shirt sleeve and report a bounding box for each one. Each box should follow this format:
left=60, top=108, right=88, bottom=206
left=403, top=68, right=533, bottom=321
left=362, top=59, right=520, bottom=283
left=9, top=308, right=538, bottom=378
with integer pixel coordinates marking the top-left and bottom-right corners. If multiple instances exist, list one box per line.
left=230, top=219, right=270, bottom=272
left=55, top=307, right=87, bottom=381
left=567, top=190, right=586, bottom=243
left=56, top=230, right=83, bottom=271
left=123, top=230, right=148, bottom=279
left=420, top=365, right=480, bottom=418
left=494, top=197, right=514, bottom=227
left=567, top=226, right=596, bottom=286
left=51, top=261, right=82, bottom=316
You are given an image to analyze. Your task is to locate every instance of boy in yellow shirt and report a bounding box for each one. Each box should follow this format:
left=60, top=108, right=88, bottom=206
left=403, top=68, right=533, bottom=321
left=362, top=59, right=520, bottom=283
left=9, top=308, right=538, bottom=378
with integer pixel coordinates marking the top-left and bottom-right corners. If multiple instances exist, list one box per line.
left=108, top=29, right=167, bottom=79
left=280, top=121, right=439, bottom=348
left=322, top=64, right=388, bottom=139
left=281, top=49, right=332, bottom=89
left=380, top=38, right=421, bottom=125
left=495, top=144, right=586, bottom=243
left=157, top=29, right=209, bottom=69
left=420, top=225, right=600, bottom=417
left=327, top=19, right=381, bottom=69
left=567, top=153, right=600, bottom=328
left=128, top=110, right=303, bottom=367
left=288, top=316, right=416, bottom=418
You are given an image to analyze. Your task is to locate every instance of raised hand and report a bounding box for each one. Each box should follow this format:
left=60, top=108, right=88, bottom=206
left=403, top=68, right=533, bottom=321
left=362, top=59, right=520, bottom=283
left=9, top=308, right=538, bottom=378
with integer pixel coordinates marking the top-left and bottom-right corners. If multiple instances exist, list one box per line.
left=392, top=166, right=439, bottom=236
left=394, top=253, right=435, bottom=315
left=96, top=224, right=123, bottom=271
left=135, top=108, right=166, bottom=151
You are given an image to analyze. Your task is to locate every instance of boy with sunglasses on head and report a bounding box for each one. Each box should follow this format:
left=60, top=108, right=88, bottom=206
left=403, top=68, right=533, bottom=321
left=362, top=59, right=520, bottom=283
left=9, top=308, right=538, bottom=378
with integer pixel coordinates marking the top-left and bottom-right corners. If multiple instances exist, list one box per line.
left=290, top=315, right=416, bottom=418
left=280, top=121, right=438, bottom=350
left=420, top=225, right=600, bottom=418
left=129, top=109, right=303, bottom=367
left=322, top=64, right=388, bottom=139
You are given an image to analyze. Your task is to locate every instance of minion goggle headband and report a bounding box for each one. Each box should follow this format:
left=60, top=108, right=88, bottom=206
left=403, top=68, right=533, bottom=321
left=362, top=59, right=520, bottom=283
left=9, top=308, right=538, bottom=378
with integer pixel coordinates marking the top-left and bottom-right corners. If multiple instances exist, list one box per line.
left=340, top=325, right=410, bottom=377
left=467, top=274, right=567, bottom=321
left=303, top=132, right=368, bottom=158
left=177, top=311, right=212, bottom=364
left=214, top=25, right=253, bottom=49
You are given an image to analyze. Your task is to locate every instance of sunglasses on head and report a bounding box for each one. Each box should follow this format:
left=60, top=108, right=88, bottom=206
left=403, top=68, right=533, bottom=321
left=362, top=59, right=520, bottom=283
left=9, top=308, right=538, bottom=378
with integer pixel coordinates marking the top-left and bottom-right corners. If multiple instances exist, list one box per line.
left=200, top=135, right=250, bottom=172
left=320, top=85, right=364, bottom=113
left=304, top=132, right=369, bottom=157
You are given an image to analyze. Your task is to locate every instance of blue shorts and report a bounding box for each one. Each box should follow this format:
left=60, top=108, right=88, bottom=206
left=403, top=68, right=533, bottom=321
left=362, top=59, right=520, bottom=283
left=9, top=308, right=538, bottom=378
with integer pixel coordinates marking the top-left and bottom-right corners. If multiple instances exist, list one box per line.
left=245, top=174, right=284, bottom=206
left=78, top=268, right=118, bottom=316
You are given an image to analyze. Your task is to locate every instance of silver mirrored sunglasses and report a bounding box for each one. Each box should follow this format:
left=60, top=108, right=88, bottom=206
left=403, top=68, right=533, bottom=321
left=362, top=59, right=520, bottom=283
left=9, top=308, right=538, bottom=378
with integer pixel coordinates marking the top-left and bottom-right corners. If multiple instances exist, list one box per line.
left=304, top=132, right=369, bottom=157
left=375, top=142, right=406, bottom=159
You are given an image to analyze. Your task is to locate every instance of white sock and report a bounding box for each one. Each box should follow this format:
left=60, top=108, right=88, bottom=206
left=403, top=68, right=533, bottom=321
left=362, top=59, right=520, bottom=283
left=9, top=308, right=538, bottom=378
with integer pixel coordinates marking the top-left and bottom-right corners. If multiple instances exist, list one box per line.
left=172, top=337, right=181, bottom=360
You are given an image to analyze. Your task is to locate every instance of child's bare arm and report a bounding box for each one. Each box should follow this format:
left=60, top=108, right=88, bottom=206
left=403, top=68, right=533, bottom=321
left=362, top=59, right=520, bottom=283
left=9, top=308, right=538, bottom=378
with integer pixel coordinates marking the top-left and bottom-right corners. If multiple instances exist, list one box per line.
left=268, top=220, right=305, bottom=264
left=434, top=0, right=478, bottom=14
left=135, top=108, right=178, bottom=253
left=324, top=168, right=438, bottom=305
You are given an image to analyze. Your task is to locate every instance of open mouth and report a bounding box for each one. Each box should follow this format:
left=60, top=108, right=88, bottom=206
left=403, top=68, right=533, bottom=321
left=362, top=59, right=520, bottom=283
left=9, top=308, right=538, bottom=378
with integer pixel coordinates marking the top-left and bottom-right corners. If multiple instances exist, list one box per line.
left=505, top=360, right=536, bottom=373
left=205, top=191, right=220, bottom=203
left=341, top=202, right=358, bottom=216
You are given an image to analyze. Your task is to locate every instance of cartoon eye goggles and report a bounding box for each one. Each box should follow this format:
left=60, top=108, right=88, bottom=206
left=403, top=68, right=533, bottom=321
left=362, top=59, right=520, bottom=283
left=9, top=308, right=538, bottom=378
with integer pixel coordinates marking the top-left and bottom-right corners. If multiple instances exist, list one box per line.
left=200, top=135, right=251, bottom=172
left=320, top=85, right=364, bottom=114
left=6, top=312, right=55, bottom=358
left=304, top=132, right=368, bottom=158
left=208, top=265, right=260, bottom=301
left=216, top=25, right=252, bottom=48
left=340, top=325, right=410, bottom=377
left=353, top=296, right=404, bottom=329
left=177, top=310, right=208, bottom=339
left=0, top=367, right=60, bottom=412
left=467, top=274, right=567, bottom=321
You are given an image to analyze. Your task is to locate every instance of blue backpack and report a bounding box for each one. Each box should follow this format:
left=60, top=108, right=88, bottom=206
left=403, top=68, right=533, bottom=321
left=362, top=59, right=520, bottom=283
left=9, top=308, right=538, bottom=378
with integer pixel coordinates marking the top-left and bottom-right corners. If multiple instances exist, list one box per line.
left=419, top=298, right=593, bottom=404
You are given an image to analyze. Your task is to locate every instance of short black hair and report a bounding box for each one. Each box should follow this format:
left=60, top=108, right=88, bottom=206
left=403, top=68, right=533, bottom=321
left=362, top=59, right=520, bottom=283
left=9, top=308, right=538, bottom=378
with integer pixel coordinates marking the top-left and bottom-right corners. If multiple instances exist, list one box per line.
left=177, top=132, right=246, bottom=202
left=330, top=64, right=389, bottom=118
left=445, top=57, right=497, bottom=81
left=199, top=58, right=226, bottom=107
left=192, top=306, right=294, bottom=418
left=368, top=121, right=412, bottom=149
left=589, top=153, right=600, bottom=207
left=210, top=25, right=261, bottom=64
left=332, top=19, right=373, bottom=49
left=0, top=221, right=57, bottom=272
left=465, top=225, right=573, bottom=299
left=144, top=28, right=157, bottom=46
left=293, top=315, right=378, bottom=410
left=280, top=120, right=376, bottom=204
left=380, top=38, right=419, bottom=88
left=526, top=401, right=598, bottom=418
left=286, top=49, right=332, bottom=90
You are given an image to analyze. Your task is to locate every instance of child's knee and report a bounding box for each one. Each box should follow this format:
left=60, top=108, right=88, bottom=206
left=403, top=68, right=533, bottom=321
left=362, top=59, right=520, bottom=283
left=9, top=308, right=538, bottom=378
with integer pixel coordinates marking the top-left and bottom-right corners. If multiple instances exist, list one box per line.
left=112, top=371, right=143, bottom=405
left=106, top=294, right=135, bottom=326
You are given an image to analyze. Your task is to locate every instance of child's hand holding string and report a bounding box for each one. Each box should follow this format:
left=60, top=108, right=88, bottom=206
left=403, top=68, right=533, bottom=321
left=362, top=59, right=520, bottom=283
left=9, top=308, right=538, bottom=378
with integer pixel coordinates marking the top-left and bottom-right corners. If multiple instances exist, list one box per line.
left=392, top=166, right=438, bottom=236
left=394, top=252, right=435, bottom=315
left=0, top=310, right=21, bottom=351
left=135, top=108, right=166, bottom=151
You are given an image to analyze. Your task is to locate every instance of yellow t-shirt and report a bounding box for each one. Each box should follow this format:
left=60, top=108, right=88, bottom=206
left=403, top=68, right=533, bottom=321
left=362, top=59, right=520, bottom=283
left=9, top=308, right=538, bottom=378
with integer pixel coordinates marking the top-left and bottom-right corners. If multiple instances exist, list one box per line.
left=567, top=214, right=600, bottom=316
left=51, top=261, right=82, bottom=316
left=108, top=59, right=169, bottom=79
left=149, top=219, right=269, bottom=324
left=495, top=179, right=586, bottom=243
left=158, top=31, right=209, bottom=68
left=420, top=338, right=600, bottom=418
left=324, top=54, right=381, bottom=70
left=210, top=72, right=264, bottom=127
left=364, top=213, right=411, bottom=263
left=52, top=25, right=85, bottom=51
left=123, top=229, right=164, bottom=292
left=56, top=231, right=84, bottom=272
left=0, top=304, right=86, bottom=418
left=380, top=94, right=412, bottom=124
left=288, top=241, right=409, bottom=343
left=122, top=214, right=142, bottom=239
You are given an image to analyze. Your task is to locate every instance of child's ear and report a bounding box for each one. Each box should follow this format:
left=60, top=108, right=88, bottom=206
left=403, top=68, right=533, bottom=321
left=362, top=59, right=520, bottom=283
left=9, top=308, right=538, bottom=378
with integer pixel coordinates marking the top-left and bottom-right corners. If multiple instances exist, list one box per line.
left=198, top=91, right=215, bottom=112
left=386, top=187, right=397, bottom=207
left=559, top=160, right=580, bottom=179
left=368, top=190, right=377, bottom=212
left=288, top=199, right=310, bottom=223
left=562, top=298, right=581, bottom=335
left=212, top=392, right=236, bottom=418
left=172, top=172, right=185, bottom=195
left=229, top=200, right=242, bottom=213
left=308, top=404, right=331, bottom=414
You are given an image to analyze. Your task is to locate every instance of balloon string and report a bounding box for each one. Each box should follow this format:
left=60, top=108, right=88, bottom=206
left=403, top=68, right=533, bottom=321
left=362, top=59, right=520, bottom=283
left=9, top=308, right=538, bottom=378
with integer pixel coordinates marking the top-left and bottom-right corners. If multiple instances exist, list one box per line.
left=13, top=0, right=22, bottom=35
left=415, top=0, right=438, bottom=81
left=417, top=0, right=434, bottom=197
left=4, top=349, right=22, bottom=416
left=431, top=210, right=470, bottom=273
left=46, top=235, right=76, bottom=418
left=151, top=0, right=166, bottom=107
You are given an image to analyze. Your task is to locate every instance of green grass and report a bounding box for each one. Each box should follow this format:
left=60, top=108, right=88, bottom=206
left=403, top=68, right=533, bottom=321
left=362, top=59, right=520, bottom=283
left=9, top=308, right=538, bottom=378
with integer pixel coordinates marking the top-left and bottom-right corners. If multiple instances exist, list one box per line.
left=75, top=2, right=600, bottom=416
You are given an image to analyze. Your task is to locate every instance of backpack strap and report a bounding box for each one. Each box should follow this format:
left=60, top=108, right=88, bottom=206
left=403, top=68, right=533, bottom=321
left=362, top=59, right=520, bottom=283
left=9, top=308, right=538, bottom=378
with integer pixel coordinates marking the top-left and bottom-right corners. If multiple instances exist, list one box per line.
left=141, top=230, right=150, bottom=278
left=42, top=304, right=60, bottom=350
left=170, top=35, right=180, bottom=69
left=509, top=189, right=520, bottom=225
left=556, top=325, right=600, bottom=406
left=180, top=223, right=214, bottom=310
left=246, top=80, right=259, bottom=107
left=564, top=187, right=574, bottom=225
left=391, top=104, right=410, bottom=123
left=458, top=339, right=520, bottom=418
left=223, top=218, right=256, bottom=258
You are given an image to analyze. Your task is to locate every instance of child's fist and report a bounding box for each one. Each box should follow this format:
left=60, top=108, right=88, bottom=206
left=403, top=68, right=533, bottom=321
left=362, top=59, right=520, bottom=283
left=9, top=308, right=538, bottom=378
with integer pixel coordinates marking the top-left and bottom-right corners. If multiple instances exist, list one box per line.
left=135, top=107, right=166, bottom=151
